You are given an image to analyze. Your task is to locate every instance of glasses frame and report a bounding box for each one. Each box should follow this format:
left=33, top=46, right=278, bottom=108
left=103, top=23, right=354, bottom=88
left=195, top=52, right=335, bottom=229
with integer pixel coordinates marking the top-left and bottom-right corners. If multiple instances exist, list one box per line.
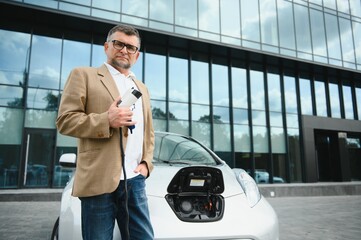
left=110, top=40, right=139, bottom=54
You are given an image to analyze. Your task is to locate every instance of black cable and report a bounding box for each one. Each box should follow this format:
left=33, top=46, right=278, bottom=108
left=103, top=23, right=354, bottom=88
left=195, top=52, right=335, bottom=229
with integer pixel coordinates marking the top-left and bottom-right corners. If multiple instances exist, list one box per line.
left=119, top=127, right=130, bottom=240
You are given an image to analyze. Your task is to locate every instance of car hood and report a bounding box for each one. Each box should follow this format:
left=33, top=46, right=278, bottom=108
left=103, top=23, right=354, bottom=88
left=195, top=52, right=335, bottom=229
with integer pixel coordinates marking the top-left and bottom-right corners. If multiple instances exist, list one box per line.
left=146, top=164, right=244, bottom=198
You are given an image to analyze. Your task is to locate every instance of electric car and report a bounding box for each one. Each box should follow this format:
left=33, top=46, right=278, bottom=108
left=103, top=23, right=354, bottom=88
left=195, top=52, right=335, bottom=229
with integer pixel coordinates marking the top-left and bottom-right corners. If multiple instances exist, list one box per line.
left=51, top=132, right=279, bottom=240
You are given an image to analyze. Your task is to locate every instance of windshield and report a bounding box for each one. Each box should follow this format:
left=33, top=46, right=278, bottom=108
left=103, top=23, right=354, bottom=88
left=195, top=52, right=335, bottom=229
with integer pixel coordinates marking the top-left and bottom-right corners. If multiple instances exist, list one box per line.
left=153, top=133, right=218, bottom=166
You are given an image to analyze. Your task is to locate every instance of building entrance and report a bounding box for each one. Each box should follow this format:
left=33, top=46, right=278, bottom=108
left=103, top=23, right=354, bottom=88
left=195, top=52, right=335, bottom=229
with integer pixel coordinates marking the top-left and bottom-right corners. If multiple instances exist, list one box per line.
left=20, top=128, right=56, bottom=188
left=315, top=130, right=342, bottom=181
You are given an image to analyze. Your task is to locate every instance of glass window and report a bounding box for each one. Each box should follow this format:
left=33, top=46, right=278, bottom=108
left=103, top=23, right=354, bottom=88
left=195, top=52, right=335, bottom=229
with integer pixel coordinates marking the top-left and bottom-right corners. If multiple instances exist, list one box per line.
left=169, top=102, right=188, bottom=120
left=0, top=107, right=23, bottom=188
left=339, top=18, right=356, bottom=64
left=192, top=121, right=211, bottom=148
left=131, top=53, right=143, bottom=81
left=59, top=2, right=91, bottom=15
left=169, top=119, right=189, bottom=136
left=310, top=9, right=327, bottom=58
left=123, top=0, right=148, bottom=18
left=92, top=0, right=120, bottom=12
left=343, top=85, right=354, bottom=119
left=241, top=0, right=260, bottom=46
left=350, top=0, right=361, bottom=17
left=91, top=44, right=106, bottom=67
left=150, top=0, right=173, bottom=23
left=213, top=121, right=231, bottom=151
left=175, top=0, right=197, bottom=29
left=213, top=106, right=230, bottom=123
left=323, top=0, right=336, bottom=10
left=199, top=0, right=220, bottom=34
left=0, top=86, right=23, bottom=107
left=352, top=21, right=361, bottom=69
left=270, top=112, right=283, bottom=127
left=286, top=113, right=299, bottom=128
left=329, top=82, right=341, bottom=118
left=24, top=109, right=57, bottom=128
left=61, top=40, right=91, bottom=89
left=0, top=30, right=31, bottom=86
left=325, top=13, right=342, bottom=62
left=234, top=108, right=248, bottom=125
left=260, top=0, right=278, bottom=47
left=271, top=127, right=286, bottom=153
left=169, top=56, right=188, bottom=102
left=231, top=67, right=247, bottom=109
left=250, top=69, right=265, bottom=111
left=268, top=73, right=282, bottom=112
left=220, top=0, right=240, bottom=37
left=314, top=80, right=327, bottom=116
left=29, top=35, right=61, bottom=89
left=145, top=53, right=166, bottom=100
left=26, top=88, right=58, bottom=110
left=356, top=87, right=361, bottom=120
left=277, top=0, right=296, bottom=52
left=253, top=126, right=268, bottom=153
left=294, top=4, right=312, bottom=57
left=191, top=60, right=209, bottom=104
left=284, top=75, right=298, bottom=114
left=234, top=124, right=250, bottom=152
left=272, top=154, right=286, bottom=183
left=287, top=128, right=302, bottom=182
left=212, top=64, right=229, bottom=107
left=299, top=78, right=313, bottom=115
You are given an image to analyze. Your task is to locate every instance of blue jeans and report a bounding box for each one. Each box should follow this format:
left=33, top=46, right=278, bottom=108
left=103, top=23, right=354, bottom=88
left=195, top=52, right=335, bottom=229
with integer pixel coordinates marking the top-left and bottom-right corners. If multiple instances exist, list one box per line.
left=80, top=175, right=154, bottom=240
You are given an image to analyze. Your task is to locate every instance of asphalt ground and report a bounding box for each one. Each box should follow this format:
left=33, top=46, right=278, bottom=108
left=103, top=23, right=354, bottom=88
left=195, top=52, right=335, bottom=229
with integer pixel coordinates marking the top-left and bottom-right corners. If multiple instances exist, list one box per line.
left=0, top=195, right=360, bottom=240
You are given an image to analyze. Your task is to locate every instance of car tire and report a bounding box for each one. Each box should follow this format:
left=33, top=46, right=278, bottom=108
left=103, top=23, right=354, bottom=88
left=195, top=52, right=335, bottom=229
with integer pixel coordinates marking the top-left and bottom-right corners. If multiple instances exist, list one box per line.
left=51, top=217, right=59, bottom=240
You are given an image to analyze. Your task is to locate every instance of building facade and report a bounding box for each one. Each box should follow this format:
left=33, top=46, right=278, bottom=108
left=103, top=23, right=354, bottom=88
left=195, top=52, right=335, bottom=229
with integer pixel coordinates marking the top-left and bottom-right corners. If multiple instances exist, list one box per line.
left=0, top=0, right=360, bottom=189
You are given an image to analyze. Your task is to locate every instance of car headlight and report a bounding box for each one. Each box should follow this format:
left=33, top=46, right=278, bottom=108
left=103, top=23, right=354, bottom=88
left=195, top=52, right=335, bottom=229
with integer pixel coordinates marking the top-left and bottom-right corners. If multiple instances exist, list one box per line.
left=234, top=169, right=261, bottom=208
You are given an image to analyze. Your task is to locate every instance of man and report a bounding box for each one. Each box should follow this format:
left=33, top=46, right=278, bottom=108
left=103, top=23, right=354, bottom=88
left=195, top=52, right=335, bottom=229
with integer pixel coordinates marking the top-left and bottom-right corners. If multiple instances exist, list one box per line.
left=56, top=24, right=154, bottom=240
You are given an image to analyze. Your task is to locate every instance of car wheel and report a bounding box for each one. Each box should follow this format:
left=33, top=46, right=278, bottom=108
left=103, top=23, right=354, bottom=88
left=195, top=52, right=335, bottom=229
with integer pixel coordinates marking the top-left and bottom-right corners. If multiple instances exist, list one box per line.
left=51, top=217, right=59, bottom=240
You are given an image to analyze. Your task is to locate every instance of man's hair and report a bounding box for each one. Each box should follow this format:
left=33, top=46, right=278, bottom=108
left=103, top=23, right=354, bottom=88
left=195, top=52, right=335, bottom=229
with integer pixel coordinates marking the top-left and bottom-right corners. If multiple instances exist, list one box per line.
left=106, top=24, right=141, bottom=47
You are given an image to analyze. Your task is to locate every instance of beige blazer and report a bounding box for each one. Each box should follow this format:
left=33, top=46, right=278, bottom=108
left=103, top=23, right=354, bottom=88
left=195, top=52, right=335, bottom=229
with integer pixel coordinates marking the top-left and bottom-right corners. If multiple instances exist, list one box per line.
left=56, top=64, right=154, bottom=197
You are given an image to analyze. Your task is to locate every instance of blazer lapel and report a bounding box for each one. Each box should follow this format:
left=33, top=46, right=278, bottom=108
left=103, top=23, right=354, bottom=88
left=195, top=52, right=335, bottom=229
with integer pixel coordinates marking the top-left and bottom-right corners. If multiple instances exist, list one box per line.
left=98, top=64, right=119, bottom=101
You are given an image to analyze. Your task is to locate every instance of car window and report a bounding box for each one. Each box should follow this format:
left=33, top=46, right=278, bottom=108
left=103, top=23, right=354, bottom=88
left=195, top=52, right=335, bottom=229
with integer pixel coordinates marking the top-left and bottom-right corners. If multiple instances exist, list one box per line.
left=153, top=133, right=217, bottom=166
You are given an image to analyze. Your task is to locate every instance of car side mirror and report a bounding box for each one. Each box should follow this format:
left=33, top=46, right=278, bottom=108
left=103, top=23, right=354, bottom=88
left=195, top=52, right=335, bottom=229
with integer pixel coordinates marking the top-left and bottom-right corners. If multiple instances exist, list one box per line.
left=59, top=153, right=77, bottom=168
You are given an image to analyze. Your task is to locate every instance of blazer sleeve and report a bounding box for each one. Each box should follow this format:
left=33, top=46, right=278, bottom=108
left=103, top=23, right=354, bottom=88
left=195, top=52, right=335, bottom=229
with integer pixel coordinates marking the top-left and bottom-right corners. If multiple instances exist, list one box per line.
left=56, top=67, right=113, bottom=139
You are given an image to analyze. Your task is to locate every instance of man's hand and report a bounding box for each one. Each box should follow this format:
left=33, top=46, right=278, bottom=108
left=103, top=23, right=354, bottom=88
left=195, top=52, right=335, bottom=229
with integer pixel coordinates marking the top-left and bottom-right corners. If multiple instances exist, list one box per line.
left=108, top=96, right=137, bottom=128
left=134, top=162, right=149, bottom=178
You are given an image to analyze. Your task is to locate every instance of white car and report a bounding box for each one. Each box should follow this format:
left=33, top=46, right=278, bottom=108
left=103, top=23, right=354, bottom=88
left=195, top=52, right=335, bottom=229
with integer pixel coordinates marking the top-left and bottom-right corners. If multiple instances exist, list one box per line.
left=51, top=132, right=279, bottom=240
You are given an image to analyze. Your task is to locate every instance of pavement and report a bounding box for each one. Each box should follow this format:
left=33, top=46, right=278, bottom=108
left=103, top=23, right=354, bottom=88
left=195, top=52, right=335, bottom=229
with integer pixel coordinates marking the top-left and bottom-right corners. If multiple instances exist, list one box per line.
left=0, top=182, right=361, bottom=240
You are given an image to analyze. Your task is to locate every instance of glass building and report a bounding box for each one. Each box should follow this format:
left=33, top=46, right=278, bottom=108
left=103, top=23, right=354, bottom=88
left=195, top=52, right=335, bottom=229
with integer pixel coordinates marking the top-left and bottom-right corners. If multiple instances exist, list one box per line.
left=0, top=0, right=360, bottom=189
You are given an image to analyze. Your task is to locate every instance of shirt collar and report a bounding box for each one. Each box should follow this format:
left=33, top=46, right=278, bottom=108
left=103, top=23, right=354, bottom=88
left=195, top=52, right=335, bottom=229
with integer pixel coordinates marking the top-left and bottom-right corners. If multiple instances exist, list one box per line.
left=104, top=62, right=135, bottom=79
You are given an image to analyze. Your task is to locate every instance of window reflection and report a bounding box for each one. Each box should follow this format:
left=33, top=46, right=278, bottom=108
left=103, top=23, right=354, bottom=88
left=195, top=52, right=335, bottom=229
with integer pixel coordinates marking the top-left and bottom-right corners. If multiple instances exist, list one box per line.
left=294, top=4, right=312, bottom=57
left=343, top=85, right=354, bottom=119
left=310, top=9, right=327, bottom=58
left=299, top=78, right=312, bottom=115
left=199, top=0, right=220, bottom=34
left=175, top=0, right=197, bottom=29
left=241, top=0, right=260, bottom=45
left=314, top=80, right=327, bottom=117
left=231, top=67, right=247, bottom=109
left=339, top=18, right=355, bottom=64
left=0, top=30, right=30, bottom=86
left=325, top=13, right=342, bottom=62
left=61, top=40, right=91, bottom=89
left=150, top=0, right=173, bottom=23
left=191, top=60, right=209, bottom=104
left=212, top=64, right=229, bottom=107
left=0, top=86, right=23, bottom=107
left=234, top=124, right=250, bottom=152
left=287, top=128, right=302, bottom=182
left=277, top=0, right=296, bottom=53
left=260, top=0, right=278, bottom=47
left=169, top=56, right=188, bottom=102
left=26, top=88, right=58, bottom=110
left=329, top=82, right=341, bottom=118
left=29, top=35, right=61, bottom=89
left=253, top=126, right=268, bottom=153
left=284, top=75, right=298, bottom=114
left=145, top=53, right=166, bottom=100
left=250, top=69, right=265, bottom=110
left=268, top=73, right=282, bottom=112
left=91, top=44, right=106, bottom=67
left=220, top=0, right=240, bottom=37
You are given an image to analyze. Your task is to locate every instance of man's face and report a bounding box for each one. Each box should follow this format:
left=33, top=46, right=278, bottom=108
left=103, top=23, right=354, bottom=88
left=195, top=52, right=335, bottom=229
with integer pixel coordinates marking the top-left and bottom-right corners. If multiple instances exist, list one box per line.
left=104, top=31, right=140, bottom=74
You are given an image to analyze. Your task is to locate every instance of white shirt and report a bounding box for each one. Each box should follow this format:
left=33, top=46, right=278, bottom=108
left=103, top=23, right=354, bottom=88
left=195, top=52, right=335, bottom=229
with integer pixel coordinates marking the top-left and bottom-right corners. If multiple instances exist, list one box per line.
left=105, top=63, right=144, bottom=180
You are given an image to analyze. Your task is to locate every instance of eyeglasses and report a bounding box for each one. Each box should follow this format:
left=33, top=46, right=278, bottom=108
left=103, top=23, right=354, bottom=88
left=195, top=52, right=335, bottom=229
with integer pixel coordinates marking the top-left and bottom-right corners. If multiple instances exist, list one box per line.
left=110, top=40, right=139, bottom=54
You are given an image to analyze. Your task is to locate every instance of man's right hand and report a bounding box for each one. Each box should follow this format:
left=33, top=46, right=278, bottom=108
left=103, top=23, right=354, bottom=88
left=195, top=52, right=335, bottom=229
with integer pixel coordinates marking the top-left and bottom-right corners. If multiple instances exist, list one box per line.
left=108, top=96, right=137, bottom=128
